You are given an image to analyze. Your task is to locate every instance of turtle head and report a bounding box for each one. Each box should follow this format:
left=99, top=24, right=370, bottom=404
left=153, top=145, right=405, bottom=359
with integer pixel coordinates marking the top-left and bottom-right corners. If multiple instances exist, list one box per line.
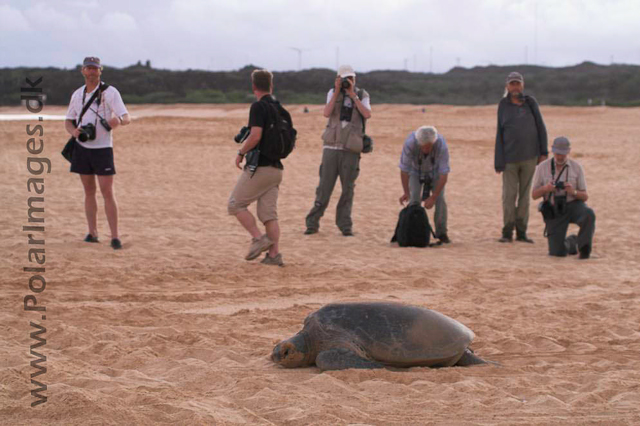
left=271, top=332, right=311, bottom=368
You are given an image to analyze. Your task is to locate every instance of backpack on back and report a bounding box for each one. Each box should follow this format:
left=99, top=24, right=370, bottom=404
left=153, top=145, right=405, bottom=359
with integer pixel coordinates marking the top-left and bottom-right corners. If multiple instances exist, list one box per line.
left=260, top=100, right=297, bottom=161
left=391, top=204, right=435, bottom=247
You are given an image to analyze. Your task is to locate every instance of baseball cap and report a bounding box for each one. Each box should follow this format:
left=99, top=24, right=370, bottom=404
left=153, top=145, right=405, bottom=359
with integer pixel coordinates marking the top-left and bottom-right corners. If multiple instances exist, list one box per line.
left=506, top=71, right=524, bottom=84
left=552, top=136, right=571, bottom=155
left=83, top=57, right=101, bottom=67
left=338, top=64, right=356, bottom=78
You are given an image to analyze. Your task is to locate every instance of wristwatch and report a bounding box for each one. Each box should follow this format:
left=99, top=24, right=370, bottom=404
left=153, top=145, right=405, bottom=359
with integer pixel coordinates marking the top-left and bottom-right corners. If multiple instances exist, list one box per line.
left=237, top=150, right=244, bottom=157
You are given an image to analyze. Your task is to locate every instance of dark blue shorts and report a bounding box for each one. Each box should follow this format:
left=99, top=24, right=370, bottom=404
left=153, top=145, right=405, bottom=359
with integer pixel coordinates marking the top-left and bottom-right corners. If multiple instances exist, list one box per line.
left=70, top=143, right=116, bottom=175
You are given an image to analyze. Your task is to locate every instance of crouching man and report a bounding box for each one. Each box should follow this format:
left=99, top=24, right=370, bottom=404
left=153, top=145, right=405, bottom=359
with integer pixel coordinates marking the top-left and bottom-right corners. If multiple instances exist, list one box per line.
left=532, top=136, right=595, bottom=259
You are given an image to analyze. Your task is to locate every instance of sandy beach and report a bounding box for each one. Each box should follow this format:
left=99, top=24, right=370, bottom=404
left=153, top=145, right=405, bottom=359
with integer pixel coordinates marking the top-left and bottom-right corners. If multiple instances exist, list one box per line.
left=1, top=103, right=639, bottom=425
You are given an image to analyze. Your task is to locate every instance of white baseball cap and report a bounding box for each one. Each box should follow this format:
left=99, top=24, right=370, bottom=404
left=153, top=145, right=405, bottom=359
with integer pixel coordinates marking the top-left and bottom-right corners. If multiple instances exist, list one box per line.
left=338, top=65, right=356, bottom=78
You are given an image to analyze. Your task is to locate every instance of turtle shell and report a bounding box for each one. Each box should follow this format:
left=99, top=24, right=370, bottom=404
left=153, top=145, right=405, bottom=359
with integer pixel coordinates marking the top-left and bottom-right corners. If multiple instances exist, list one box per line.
left=303, top=302, right=475, bottom=367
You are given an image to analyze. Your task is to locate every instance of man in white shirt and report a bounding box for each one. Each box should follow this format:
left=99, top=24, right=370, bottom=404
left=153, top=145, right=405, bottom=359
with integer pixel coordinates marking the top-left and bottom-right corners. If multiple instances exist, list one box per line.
left=304, top=65, right=372, bottom=236
left=64, top=57, right=131, bottom=250
left=532, top=136, right=595, bottom=259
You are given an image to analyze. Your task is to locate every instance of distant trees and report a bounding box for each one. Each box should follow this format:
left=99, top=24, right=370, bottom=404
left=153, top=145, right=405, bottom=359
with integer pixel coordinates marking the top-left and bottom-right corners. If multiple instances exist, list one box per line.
left=1, top=62, right=638, bottom=106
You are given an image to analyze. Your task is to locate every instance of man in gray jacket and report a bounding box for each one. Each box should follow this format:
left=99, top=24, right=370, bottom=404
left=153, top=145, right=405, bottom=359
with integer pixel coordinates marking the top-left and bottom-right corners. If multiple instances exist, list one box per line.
left=304, top=65, right=372, bottom=236
left=495, top=71, right=548, bottom=243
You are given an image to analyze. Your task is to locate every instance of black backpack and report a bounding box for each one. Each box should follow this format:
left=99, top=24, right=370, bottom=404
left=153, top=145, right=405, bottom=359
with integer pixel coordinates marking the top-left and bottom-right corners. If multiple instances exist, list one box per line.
left=259, top=100, right=297, bottom=161
left=391, top=204, right=436, bottom=247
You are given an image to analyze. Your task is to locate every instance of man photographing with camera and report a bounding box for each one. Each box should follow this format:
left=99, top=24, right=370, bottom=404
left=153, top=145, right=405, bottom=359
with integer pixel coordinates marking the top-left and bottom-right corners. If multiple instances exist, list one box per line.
left=305, top=65, right=372, bottom=236
left=228, top=69, right=294, bottom=267
left=64, top=57, right=130, bottom=250
left=532, top=136, right=595, bottom=259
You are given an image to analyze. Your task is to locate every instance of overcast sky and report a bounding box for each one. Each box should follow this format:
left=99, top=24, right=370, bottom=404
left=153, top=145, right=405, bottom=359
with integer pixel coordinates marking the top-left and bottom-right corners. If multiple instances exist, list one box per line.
left=1, top=0, right=639, bottom=73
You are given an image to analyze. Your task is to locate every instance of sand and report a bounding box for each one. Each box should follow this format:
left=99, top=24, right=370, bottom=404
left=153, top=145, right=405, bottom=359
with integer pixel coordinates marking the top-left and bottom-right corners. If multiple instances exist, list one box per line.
left=1, top=103, right=639, bottom=425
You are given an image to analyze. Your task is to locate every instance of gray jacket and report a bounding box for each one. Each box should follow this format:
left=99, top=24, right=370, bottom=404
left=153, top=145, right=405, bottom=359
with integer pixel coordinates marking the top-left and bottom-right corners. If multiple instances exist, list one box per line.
left=494, top=95, right=548, bottom=171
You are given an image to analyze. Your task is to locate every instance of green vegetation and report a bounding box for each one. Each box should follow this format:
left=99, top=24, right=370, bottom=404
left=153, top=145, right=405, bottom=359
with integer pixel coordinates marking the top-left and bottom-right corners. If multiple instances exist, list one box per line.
left=1, top=62, right=639, bottom=106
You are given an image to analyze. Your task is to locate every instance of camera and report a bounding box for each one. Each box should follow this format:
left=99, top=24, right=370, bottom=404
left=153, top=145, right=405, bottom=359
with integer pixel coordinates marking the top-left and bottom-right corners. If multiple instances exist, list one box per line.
left=245, top=149, right=260, bottom=173
left=341, top=78, right=351, bottom=90
left=554, top=181, right=565, bottom=190
left=362, top=134, right=374, bottom=154
left=420, top=175, right=432, bottom=200
left=77, top=123, right=96, bottom=142
left=234, top=126, right=250, bottom=143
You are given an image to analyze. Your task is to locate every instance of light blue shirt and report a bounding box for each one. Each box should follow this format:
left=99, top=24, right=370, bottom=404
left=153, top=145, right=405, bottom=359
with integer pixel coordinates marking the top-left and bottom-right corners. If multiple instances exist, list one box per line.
left=399, top=132, right=450, bottom=177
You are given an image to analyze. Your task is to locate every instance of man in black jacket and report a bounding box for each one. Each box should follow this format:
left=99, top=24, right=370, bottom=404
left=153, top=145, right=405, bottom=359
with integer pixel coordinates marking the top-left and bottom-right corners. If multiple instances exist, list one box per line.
left=494, top=71, right=548, bottom=243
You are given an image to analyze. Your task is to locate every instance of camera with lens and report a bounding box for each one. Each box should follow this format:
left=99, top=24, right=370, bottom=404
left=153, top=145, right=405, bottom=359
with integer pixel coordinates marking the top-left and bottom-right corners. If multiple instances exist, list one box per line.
left=77, top=123, right=96, bottom=142
left=341, top=78, right=351, bottom=90
left=234, top=126, right=250, bottom=144
left=554, top=181, right=565, bottom=190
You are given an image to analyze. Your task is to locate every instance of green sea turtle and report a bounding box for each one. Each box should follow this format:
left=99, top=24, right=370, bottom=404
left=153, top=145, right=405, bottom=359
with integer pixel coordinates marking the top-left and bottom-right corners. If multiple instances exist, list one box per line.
left=271, top=302, right=492, bottom=371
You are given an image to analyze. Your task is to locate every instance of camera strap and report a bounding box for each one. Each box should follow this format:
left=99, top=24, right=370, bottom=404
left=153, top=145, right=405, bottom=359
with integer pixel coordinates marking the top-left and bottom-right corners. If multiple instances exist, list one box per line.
left=417, top=138, right=436, bottom=180
left=524, top=97, right=544, bottom=156
left=551, top=158, right=569, bottom=185
left=355, top=88, right=366, bottom=133
left=77, top=82, right=109, bottom=127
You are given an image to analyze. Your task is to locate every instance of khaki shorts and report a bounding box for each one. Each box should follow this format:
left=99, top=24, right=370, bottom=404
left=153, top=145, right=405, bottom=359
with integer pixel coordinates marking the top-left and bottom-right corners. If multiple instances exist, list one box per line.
left=228, top=166, right=283, bottom=223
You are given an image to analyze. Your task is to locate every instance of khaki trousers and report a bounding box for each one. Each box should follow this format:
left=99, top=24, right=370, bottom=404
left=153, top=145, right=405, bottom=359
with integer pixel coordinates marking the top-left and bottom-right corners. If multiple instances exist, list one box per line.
left=502, top=157, right=537, bottom=237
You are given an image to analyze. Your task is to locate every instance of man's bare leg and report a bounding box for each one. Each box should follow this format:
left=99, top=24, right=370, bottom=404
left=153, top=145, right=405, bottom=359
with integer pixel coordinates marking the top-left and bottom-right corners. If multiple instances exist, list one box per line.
left=80, top=174, right=98, bottom=238
left=235, top=210, right=262, bottom=239
left=98, top=175, right=119, bottom=239
left=264, top=219, right=279, bottom=257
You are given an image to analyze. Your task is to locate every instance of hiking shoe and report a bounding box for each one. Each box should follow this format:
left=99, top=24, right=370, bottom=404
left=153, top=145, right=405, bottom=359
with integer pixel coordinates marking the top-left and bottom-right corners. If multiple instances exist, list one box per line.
left=516, top=234, right=534, bottom=244
left=438, top=234, right=451, bottom=244
left=565, top=234, right=578, bottom=255
left=304, top=228, right=318, bottom=235
left=498, top=236, right=512, bottom=243
left=261, top=253, right=284, bottom=267
left=110, top=238, right=122, bottom=250
left=579, top=244, right=591, bottom=259
left=246, top=234, right=273, bottom=260
left=84, top=234, right=99, bottom=243
left=341, top=229, right=354, bottom=237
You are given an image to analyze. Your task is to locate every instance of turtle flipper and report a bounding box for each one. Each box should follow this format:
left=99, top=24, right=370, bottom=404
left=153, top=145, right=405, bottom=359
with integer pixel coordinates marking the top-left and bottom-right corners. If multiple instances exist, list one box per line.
left=315, top=348, right=384, bottom=371
left=455, top=348, right=498, bottom=367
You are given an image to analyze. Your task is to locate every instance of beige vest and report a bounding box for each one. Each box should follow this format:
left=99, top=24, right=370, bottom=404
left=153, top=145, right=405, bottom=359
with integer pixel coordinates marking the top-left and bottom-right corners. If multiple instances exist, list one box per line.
left=321, top=88, right=369, bottom=152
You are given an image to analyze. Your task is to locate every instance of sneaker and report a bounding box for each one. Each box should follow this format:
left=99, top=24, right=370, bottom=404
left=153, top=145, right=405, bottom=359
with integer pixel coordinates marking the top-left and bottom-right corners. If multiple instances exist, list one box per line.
left=261, top=253, right=284, bottom=267
left=565, top=234, right=578, bottom=255
left=579, top=244, right=591, bottom=259
left=304, top=228, right=318, bottom=235
left=84, top=234, right=99, bottom=243
left=516, top=234, right=534, bottom=244
left=110, top=238, right=122, bottom=250
left=246, top=234, right=273, bottom=261
left=341, top=229, right=354, bottom=237
left=438, top=234, right=451, bottom=244
left=498, top=235, right=512, bottom=243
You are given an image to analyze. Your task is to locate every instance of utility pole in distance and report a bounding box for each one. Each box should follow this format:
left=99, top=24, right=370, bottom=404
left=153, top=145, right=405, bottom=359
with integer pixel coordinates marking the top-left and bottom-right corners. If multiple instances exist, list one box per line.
left=289, top=47, right=303, bottom=71
left=429, top=46, right=433, bottom=73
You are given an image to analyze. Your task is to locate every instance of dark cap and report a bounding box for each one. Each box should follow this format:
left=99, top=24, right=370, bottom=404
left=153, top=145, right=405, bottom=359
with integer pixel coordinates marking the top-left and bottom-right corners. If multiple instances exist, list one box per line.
left=506, top=71, right=524, bottom=84
left=83, top=57, right=101, bottom=67
left=552, top=136, right=571, bottom=155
